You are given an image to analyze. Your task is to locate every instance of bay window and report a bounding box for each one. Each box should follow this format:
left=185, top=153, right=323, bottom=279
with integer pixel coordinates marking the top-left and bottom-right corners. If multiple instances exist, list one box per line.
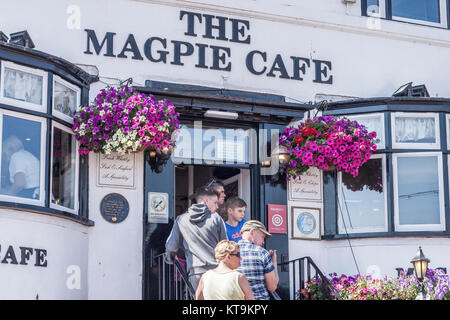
left=0, top=56, right=86, bottom=220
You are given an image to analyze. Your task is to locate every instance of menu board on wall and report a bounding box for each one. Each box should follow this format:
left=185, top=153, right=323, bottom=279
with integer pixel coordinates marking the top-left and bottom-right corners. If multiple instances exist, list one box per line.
left=288, top=167, right=322, bottom=201
left=97, top=153, right=136, bottom=188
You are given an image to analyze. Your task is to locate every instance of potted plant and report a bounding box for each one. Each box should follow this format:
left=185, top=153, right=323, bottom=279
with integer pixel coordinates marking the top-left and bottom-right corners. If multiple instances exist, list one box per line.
left=72, top=85, right=180, bottom=156
left=278, top=116, right=378, bottom=180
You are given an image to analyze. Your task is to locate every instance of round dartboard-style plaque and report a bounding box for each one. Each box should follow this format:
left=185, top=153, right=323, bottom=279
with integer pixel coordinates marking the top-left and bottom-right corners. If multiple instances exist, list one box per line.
left=100, top=193, right=129, bottom=224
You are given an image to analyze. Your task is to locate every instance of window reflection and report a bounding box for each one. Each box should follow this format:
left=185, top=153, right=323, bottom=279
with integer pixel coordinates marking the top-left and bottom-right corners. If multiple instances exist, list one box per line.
left=0, top=115, right=41, bottom=200
left=339, top=158, right=386, bottom=233
left=54, top=81, right=78, bottom=119
left=52, top=127, right=77, bottom=210
left=397, top=156, right=441, bottom=225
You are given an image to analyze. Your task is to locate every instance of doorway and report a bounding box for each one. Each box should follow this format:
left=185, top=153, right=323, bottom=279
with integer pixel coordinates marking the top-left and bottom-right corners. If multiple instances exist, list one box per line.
left=175, top=165, right=251, bottom=220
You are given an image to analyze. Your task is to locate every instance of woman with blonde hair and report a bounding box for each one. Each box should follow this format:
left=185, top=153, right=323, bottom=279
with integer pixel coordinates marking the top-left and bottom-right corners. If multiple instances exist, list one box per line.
left=195, top=240, right=254, bottom=300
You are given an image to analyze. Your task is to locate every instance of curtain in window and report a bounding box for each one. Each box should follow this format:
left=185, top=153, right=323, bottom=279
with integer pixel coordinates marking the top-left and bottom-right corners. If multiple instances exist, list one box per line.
left=3, top=67, right=43, bottom=105
left=395, top=117, right=436, bottom=143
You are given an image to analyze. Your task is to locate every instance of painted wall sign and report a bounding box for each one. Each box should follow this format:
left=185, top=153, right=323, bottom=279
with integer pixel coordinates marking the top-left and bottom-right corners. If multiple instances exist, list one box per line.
left=289, top=167, right=322, bottom=201
left=148, top=192, right=169, bottom=224
left=97, top=153, right=136, bottom=188
left=83, top=10, right=333, bottom=84
left=100, top=193, right=130, bottom=223
left=0, top=245, right=47, bottom=267
left=268, top=204, right=287, bottom=234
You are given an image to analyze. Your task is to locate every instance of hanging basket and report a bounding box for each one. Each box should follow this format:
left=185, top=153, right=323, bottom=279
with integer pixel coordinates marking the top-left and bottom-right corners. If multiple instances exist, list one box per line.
left=72, top=84, right=180, bottom=156
left=279, top=116, right=379, bottom=180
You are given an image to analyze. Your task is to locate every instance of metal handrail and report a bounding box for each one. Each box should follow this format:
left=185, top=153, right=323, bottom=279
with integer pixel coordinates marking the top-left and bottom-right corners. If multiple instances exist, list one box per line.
left=278, top=256, right=342, bottom=300
left=153, top=252, right=196, bottom=300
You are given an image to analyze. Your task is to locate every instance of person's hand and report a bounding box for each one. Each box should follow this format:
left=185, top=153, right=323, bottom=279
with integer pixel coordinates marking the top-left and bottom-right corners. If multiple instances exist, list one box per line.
left=269, top=250, right=277, bottom=263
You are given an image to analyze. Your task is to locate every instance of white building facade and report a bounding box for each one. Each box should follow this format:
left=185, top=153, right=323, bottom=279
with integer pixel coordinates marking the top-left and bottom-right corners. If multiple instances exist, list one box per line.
left=0, top=0, right=450, bottom=299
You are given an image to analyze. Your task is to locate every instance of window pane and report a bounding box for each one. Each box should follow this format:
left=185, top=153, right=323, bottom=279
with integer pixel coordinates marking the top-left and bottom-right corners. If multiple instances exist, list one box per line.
left=348, top=115, right=384, bottom=148
left=339, top=158, right=386, bottom=232
left=392, top=0, right=440, bottom=23
left=173, top=124, right=251, bottom=163
left=394, top=116, right=436, bottom=144
left=397, top=156, right=440, bottom=225
left=54, top=81, right=78, bottom=119
left=0, top=115, right=41, bottom=200
left=52, top=127, right=77, bottom=210
left=3, top=67, right=43, bottom=105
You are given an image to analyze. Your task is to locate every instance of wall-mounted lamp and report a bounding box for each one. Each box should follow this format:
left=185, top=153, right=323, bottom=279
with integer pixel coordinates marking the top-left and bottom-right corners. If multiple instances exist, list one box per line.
left=147, top=146, right=173, bottom=173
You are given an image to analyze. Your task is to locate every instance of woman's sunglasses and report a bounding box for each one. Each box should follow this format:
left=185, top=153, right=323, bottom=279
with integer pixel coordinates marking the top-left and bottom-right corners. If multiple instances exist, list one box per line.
left=229, top=252, right=241, bottom=258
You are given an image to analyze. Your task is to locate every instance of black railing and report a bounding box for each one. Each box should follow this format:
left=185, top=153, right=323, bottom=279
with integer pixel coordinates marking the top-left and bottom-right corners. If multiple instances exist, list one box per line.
left=152, top=251, right=339, bottom=300
left=153, top=253, right=196, bottom=300
left=278, top=256, right=342, bottom=300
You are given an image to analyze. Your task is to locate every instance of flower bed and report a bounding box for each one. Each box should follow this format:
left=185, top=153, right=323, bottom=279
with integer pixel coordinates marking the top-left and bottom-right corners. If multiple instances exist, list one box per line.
left=279, top=116, right=378, bottom=179
left=72, top=85, right=180, bottom=155
left=298, top=269, right=450, bottom=300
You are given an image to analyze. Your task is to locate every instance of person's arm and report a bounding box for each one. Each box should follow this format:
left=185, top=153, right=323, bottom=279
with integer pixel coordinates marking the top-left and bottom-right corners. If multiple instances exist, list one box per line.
left=264, top=250, right=279, bottom=292
left=164, top=220, right=182, bottom=264
left=238, top=273, right=255, bottom=300
left=8, top=172, right=26, bottom=195
left=195, top=275, right=205, bottom=300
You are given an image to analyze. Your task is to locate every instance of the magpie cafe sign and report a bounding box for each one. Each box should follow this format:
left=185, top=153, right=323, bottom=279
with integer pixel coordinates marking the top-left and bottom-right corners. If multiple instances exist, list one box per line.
left=84, top=10, right=333, bottom=84
left=0, top=244, right=48, bottom=267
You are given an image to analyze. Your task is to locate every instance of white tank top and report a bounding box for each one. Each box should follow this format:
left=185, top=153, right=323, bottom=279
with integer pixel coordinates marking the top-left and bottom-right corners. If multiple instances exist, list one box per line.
left=202, top=270, right=245, bottom=300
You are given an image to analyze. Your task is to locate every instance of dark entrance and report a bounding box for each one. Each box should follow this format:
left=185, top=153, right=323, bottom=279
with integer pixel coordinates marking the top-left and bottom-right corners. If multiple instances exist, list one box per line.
left=140, top=81, right=311, bottom=300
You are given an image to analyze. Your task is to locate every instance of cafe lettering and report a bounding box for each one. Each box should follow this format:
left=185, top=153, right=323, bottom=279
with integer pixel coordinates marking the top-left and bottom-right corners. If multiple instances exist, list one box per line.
left=84, top=10, right=333, bottom=84
left=0, top=244, right=48, bottom=267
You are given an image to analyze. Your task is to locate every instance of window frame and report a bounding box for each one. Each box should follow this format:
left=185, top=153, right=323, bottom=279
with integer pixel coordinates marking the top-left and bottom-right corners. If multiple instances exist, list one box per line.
left=337, top=153, right=388, bottom=234
left=346, top=113, right=386, bottom=150
left=391, top=112, right=441, bottom=149
left=49, top=121, right=80, bottom=215
left=52, top=74, right=81, bottom=125
left=446, top=113, right=450, bottom=149
left=366, top=0, right=387, bottom=19
left=393, top=152, right=446, bottom=232
left=391, top=0, right=447, bottom=28
left=0, top=60, right=48, bottom=113
left=362, top=0, right=449, bottom=28
left=0, top=109, right=47, bottom=206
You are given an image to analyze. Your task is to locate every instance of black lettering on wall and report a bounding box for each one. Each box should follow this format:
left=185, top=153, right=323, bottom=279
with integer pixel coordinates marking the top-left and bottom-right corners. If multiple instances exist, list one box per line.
left=246, top=50, right=267, bottom=75
left=210, top=45, right=232, bottom=71
left=313, top=59, right=333, bottom=84
left=170, top=41, right=194, bottom=66
left=34, top=249, right=48, bottom=267
left=291, top=56, right=310, bottom=81
left=117, top=34, right=144, bottom=60
left=84, top=29, right=116, bottom=57
left=267, top=54, right=290, bottom=79
left=203, top=14, right=229, bottom=41
left=144, top=37, right=168, bottom=63
left=230, top=19, right=251, bottom=44
left=2, top=245, right=18, bottom=264
left=180, top=11, right=203, bottom=37
left=19, top=247, right=34, bottom=265
left=195, top=43, right=209, bottom=69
